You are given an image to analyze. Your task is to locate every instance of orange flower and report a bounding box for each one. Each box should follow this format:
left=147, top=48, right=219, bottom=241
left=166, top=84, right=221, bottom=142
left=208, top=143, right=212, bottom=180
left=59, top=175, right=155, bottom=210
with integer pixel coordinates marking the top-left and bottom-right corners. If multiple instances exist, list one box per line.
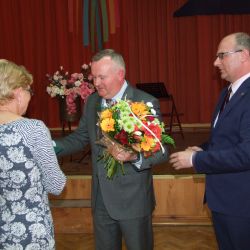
left=131, top=102, right=149, bottom=118
left=141, top=136, right=155, bottom=151
left=100, top=118, right=115, bottom=132
left=101, top=109, right=113, bottom=120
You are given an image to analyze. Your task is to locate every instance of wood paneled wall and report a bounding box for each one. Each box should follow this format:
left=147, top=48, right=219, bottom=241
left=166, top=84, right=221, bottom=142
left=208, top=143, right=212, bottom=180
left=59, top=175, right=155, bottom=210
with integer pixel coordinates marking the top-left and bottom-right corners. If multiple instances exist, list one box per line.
left=50, top=175, right=211, bottom=234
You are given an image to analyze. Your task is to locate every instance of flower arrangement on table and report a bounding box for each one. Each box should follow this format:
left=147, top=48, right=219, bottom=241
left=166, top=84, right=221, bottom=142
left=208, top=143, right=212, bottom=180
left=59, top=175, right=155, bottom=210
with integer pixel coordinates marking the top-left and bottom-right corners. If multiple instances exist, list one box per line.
left=97, top=99, right=175, bottom=179
left=46, top=64, right=95, bottom=114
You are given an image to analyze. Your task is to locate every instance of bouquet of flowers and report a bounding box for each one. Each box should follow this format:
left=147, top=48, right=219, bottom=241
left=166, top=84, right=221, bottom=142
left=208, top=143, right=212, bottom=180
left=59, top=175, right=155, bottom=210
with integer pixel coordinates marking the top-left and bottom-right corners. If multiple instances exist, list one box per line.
left=46, top=64, right=95, bottom=114
left=97, top=99, right=175, bottom=179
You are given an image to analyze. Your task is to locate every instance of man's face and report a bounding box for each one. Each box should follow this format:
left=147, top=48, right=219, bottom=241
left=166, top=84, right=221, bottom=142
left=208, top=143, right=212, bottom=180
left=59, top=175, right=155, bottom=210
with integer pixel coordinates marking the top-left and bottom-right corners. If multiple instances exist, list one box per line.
left=214, top=35, right=242, bottom=82
left=91, top=57, right=124, bottom=99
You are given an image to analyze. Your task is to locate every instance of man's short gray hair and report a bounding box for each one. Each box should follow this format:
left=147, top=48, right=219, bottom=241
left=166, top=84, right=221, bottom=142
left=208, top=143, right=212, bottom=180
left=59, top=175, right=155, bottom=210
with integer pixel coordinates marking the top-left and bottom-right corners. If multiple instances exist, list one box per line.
left=235, top=32, right=250, bottom=51
left=92, top=49, right=126, bottom=74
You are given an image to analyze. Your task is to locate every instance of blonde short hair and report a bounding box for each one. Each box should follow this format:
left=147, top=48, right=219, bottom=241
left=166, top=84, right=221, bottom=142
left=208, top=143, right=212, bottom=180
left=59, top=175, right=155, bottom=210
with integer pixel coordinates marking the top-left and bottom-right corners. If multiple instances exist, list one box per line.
left=0, top=59, right=33, bottom=105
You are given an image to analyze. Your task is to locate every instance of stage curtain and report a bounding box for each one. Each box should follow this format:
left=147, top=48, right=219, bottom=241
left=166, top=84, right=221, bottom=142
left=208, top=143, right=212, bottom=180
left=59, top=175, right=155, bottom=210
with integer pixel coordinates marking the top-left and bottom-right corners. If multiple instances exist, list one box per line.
left=1, top=0, right=250, bottom=127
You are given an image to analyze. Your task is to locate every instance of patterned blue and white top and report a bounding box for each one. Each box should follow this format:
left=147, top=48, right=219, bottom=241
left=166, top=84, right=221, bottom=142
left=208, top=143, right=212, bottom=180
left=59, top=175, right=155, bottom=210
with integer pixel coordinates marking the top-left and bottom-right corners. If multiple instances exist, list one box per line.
left=0, top=118, right=66, bottom=250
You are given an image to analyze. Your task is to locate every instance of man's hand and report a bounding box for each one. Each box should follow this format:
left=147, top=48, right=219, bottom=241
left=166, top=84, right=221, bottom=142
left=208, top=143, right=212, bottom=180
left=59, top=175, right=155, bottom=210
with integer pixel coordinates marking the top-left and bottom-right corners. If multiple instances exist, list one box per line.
left=169, top=151, right=194, bottom=170
left=109, top=145, right=137, bottom=162
left=185, top=146, right=203, bottom=152
left=170, top=146, right=203, bottom=170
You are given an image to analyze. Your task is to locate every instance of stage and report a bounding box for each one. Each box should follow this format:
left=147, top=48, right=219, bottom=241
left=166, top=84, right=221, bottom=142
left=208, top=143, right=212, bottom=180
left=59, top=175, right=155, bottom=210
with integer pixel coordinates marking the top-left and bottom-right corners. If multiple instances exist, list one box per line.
left=55, top=127, right=210, bottom=176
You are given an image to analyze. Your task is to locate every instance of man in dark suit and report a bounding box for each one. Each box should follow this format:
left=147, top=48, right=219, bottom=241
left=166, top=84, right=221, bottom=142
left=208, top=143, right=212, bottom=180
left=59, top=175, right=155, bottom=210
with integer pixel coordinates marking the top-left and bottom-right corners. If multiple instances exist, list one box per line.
left=55, top=49, right=168, bottom=250
left=170, top=32, right=250, bottom=250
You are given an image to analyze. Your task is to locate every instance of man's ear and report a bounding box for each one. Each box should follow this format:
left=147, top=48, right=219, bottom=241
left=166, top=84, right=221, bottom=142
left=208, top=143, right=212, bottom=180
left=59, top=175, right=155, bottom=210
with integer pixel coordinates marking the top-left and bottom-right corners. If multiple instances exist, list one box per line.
left=118, top=69, right=125, bottom=80
left=240, top=48, right=250, bottom=62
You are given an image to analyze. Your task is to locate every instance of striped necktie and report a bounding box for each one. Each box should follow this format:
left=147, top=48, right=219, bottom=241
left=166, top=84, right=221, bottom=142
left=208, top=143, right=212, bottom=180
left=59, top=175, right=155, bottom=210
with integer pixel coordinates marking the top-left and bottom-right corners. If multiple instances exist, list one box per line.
left=105, top=99, right=114, bottom=107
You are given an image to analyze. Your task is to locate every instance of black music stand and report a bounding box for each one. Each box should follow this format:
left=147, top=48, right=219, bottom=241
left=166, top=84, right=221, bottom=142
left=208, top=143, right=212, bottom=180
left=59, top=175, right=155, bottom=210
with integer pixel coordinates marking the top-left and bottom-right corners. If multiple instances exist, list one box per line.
left=136, top=82, right=184, bottom=138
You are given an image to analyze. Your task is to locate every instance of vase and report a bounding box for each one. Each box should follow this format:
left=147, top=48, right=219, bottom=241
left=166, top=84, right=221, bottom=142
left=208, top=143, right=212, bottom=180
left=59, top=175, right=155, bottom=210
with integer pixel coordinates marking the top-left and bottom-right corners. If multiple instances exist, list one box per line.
left=58, top=96, right=82, bottom=123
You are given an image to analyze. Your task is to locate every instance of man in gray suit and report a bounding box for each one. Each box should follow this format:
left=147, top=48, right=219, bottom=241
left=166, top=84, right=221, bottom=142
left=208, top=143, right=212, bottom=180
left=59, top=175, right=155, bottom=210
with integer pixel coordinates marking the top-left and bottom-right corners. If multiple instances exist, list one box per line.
left=56, top=49, right=168, bottom=250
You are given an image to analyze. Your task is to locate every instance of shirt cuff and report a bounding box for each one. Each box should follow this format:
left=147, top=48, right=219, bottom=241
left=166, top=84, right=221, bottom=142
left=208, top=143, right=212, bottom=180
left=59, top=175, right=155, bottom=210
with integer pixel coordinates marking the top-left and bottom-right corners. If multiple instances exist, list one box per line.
left=132, top=153, right=142, bottom=169
left=52, top=140, right=56, bottom=147
left=190, top=152, right=197, bottom=167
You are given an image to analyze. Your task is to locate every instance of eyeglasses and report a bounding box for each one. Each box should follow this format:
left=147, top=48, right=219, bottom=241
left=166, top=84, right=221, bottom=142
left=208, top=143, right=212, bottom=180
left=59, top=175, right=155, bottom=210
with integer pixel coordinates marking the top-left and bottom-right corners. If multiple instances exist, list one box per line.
left=24, top=88, right=34, bottom=96
left=216, top=50, right=242, bottom=60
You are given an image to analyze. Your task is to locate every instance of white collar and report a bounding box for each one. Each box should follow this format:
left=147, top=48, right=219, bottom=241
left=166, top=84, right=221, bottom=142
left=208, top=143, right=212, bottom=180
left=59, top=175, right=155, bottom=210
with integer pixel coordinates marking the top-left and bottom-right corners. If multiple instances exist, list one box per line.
left=231, top=72, right=250, bottom=95
left=102, top=80, right=128, bottom=107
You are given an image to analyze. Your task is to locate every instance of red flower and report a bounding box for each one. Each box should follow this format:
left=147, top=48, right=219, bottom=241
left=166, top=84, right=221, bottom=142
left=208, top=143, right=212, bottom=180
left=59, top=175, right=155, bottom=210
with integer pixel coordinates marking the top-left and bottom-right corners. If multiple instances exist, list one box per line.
left=147, top=116, right=155, bottom=122
left=145, top=123, right=162, bottom=139
left=152, top=142, right=161, bottom=153
left=114, top=129, right=129, bottom=145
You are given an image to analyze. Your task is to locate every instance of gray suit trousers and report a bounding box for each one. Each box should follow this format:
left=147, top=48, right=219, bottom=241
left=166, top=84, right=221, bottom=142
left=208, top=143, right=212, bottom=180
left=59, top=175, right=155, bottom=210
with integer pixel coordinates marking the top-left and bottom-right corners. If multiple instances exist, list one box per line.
left=93, top=183, right=153, bottom=250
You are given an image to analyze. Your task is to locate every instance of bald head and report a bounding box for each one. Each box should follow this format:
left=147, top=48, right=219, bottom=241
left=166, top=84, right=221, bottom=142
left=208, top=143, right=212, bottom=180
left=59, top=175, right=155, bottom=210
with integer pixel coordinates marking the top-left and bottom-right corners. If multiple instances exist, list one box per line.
left=214, top=32, right=250, bottom=83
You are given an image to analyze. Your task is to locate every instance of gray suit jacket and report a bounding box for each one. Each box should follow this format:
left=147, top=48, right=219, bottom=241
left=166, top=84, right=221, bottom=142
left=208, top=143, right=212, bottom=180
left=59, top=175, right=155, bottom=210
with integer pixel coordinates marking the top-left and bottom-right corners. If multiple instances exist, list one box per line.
left=56, top=83, right=168, bottom=220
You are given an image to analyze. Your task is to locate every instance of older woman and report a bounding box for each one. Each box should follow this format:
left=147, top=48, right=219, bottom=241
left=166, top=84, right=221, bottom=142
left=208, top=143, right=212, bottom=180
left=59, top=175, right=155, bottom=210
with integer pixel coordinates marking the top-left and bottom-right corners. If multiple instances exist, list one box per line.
left=0, top=59, right=66, bottom=249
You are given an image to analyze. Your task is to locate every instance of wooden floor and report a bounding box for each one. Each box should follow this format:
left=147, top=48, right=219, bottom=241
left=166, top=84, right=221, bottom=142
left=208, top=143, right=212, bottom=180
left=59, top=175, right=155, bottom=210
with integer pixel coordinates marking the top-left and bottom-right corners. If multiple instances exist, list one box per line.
left=55, top=225, right=218, bottom=250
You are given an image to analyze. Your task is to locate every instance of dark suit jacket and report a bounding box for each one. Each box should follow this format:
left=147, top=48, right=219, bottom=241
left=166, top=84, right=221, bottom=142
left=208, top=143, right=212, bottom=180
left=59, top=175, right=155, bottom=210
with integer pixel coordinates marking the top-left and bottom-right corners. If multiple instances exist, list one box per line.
left=194, top=77, right=250, bottom=217
left=56, top=83, right=168, bottom=220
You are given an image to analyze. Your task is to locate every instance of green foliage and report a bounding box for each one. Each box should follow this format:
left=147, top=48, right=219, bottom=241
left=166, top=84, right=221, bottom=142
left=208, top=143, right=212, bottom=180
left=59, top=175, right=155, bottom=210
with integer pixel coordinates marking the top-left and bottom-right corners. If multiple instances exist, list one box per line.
left=98, top=150, right=125, bottom=179
left=162, top=134, right=175, bottom=147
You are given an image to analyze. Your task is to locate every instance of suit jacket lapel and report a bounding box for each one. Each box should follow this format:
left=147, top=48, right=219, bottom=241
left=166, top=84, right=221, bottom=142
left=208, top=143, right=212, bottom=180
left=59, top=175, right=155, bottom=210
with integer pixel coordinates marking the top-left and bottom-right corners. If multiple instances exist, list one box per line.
left=214, top=78, right=250, bottom=129
left=121, top=83, right=134, bottom=100
left=211, top=88, right=227, bottom=126
left=94, top=96, right=102, bottom=137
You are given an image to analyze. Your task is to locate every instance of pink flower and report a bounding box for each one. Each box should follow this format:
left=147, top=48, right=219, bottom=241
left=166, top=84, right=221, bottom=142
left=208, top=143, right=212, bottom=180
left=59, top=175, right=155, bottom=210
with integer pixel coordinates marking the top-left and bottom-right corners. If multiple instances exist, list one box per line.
left=46, top=64, right=94, bottom=115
